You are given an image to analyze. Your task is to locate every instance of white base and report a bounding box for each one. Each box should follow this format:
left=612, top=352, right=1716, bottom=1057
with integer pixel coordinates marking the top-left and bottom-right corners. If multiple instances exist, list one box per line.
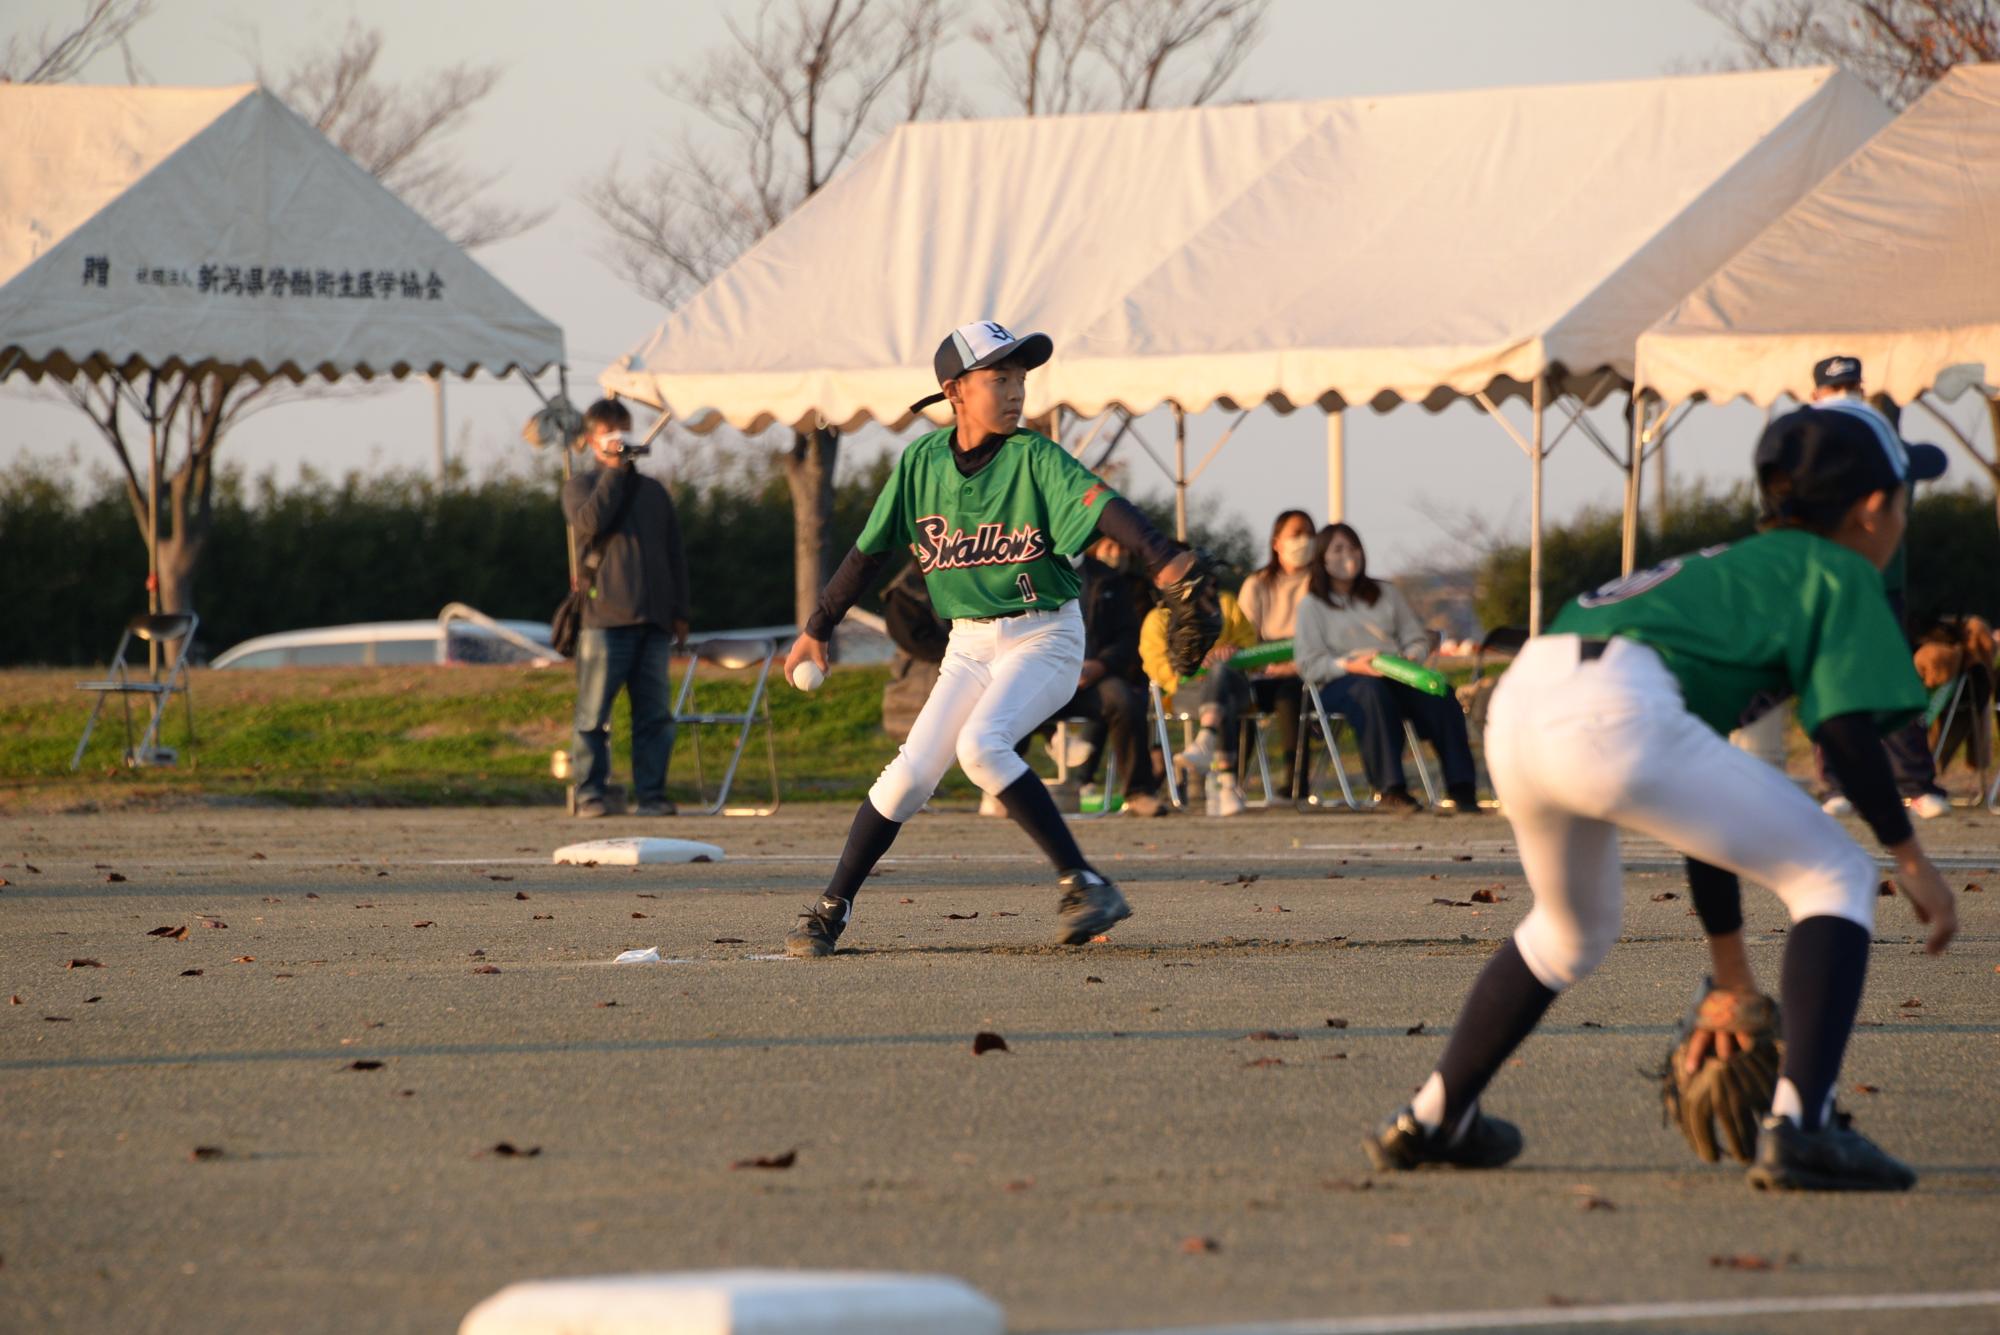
left=460, top=1270, right=1003, bottom=1335
left=553, top=837, right=725, bottom=866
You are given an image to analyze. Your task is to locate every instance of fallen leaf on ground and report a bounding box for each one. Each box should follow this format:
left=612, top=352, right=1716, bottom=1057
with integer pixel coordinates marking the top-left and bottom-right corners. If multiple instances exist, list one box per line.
left=1962, top=881, right=1983, bottom=894
left=712, top=937, right=746, bottom=944
left=472, top=965, right=502, bottom=974
left=412, top=921, right=434, bottom=928
left=66, top=959, right=103, bottom=969
left=1651, top=892, right=1679, bottom=902
left=946, top=912, right=980, bottom=920
left=305, top=892, right=319, bottom=900
left=7, top=996, right=18, bottom=1005
left=972, top=1031, right=1009, bottom=1055
left=731, top=1149, right=797, bottom=1170
left=994, top=910, right=1020, bottom=917
left=103, top=873, right=126, bottom=883
left=1470, top=888, right=1506, bottom=904
left=1431, top=897, right=1471, bottom=907
left=346, top=1060, right=383, bottom=1071
left=631, top=912, right=650, bottom=919
left=532, top=914, right=553, bottom=920
left=1179, top=1236, right=1220, bottom=1254
left=636, top=893, right=658, bottom=899
left=1244, top=1056, right=1286, bottom=1068
left=189, top=1146, right=225, bottom=1162
left=180, top=969, right=203, bottom=977
left=488, top=875, right=515, bottom=882
left=1580, top=1020, right=1604, bottom=1029
left=1406, top=1021, right=1427, bottom=1036
left=43, top=1015, right=71, bottom=1022
left=469, top=949, right=486, bottom=957
left=148, top=925, right=188, bottom=940
left=487, top=1142, right=541, bottom=1158
left=1576, top=1195, right=1615, bottom=1211
left=231, top=956, right=255, bottom=964
left=249, top=852, right=266, bottom=861
left=1900, top=998, right=1922, bottom=1008
left=1452, top=854, right=1473, bottom=862
left=513, top=891, right=530, bottom=900
left=1854, top=1083, right=1881, bottom=1094
left=898, top=897, right=915, bottom=904
left=1325, top=871, right=1343, bottom=879
left=1247, top=1030, right=1299, bottom=1042
left=1085, top=976, right=1104, bottom=984
left=1709, top=1253, right=1781, bottom=1271
left=1326, top=1017, right=1349, bottom=1028
left=595, top=1000, right=618, bottom=1008
left=23, top=864, right=39, bottom=874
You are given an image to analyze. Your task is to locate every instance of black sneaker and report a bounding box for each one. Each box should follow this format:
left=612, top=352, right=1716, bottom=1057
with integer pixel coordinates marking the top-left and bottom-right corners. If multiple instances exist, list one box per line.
left=1055, top=869, right=1131, bottom=945
left=1747, top=1113, right=1916, bottom=1192
left=1363, top=1105, right=1524, bottom=1171
left=784, top=895, right=851, bottom=959
left=1375, top=788, right=1422, bottom=815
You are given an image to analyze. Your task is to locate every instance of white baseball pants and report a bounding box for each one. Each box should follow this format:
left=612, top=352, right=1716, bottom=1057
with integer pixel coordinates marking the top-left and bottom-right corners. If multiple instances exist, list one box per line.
left=868, top=600, right=1086, bottom=822
left=1486, top=635, right=1878, bottom=992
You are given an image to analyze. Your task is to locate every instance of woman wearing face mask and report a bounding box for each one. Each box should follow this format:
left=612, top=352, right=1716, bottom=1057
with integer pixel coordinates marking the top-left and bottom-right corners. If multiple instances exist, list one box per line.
left=1295, top=524, right=1481, bottom=814
left=1237, top=509, right=1317, bottom=795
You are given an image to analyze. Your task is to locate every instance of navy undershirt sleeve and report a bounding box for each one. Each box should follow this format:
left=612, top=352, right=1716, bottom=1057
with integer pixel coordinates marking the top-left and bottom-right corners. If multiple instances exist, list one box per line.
left=1094, top=496, right=1183, bottom=576
left=806, top=546, right=890, bottom=642
left=1685, top=858, right=1744, bottom=937
left=1813, top=712, right=1914, bottom=847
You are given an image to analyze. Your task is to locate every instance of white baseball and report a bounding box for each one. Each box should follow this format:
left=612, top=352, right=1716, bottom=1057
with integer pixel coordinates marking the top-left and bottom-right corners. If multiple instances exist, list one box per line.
left=790, top=660, right=826, bottom=692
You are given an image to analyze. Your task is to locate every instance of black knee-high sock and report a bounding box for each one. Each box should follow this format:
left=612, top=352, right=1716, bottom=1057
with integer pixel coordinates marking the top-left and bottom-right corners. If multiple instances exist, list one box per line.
left=1436, top=938, right=1559, bottom=1130
left=823, top=799, right=902, bottom=905
left=1779, top=915, right=1871, bottom=1132
left=995, top=771, right=1089, bottom=874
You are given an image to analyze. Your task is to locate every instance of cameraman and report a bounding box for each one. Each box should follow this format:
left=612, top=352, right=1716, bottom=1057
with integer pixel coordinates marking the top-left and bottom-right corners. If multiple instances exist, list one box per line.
left=561, top=399, right=691, bottom=818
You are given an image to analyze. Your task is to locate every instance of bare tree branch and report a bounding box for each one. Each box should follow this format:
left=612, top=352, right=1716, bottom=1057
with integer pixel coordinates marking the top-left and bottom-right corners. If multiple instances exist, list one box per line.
left=264, top=22, right=550, bottom=249
left=1093, top=0, right=1271, bottom=111
left=1, top=0, right=151, bottom=84
left=1699, top=0, right=1998, bottom=108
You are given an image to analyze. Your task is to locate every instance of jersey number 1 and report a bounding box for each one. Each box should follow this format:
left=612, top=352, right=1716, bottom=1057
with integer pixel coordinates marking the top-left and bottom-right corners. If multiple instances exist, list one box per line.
left=1016, top=572, right=1037, bottom=604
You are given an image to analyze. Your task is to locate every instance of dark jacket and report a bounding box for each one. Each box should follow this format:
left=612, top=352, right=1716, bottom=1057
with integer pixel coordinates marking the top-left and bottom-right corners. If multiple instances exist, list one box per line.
left=561, top=464, right=690, bottom=632
left=1078, top=555, right=1142, bottom=682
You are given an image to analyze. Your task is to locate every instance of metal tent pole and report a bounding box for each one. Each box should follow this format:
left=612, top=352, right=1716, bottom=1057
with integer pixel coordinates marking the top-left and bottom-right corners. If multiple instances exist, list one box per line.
left=1326, top=409, right=1345, bottom=524
left=1529, top=375, right=1546, bottom=635
left=1172, top=404, right=1188, bottom=541
left=146, top=374, right=161, bottom=674
left=432, top=374, right=448, bottom=483
left=1623, top=391, right=1645, bottom=576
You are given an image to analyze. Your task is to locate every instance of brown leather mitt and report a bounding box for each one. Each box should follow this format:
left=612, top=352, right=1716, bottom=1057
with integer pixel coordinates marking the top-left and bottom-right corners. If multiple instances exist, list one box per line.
left=1659, top=978, right=1782, bottom=1164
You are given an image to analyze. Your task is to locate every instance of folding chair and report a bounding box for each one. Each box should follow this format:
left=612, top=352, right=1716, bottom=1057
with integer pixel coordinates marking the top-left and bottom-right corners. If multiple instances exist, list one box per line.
left=1147, top=679, right=1279, bottom=810
left=672, top=637, right=780, bottom=816
left=72, top=613, right=199, bottom=771
left=1293, top=681, right=1438, bottom=810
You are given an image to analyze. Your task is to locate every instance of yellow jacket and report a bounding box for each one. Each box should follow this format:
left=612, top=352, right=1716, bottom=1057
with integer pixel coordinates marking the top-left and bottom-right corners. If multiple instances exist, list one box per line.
left=1140, top=591, right=1258, bottom=695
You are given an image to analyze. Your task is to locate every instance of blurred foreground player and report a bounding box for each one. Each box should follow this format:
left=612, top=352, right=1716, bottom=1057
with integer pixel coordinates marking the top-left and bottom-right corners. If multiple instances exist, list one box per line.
left=782, top=321, right=1218, bottom=957
left=1363, top=405, right=1957, bottom=1191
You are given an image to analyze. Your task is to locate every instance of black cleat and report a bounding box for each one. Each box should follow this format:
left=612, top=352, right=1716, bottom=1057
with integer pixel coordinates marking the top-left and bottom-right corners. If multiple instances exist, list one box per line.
left=1055, top=869, right=1131, bottom=945
left=785, top=895, right=852, bottom=959
left=1747, top=1113, right=1915, bottom=1192
left=1363, top=1105, right=1524, bottom=1171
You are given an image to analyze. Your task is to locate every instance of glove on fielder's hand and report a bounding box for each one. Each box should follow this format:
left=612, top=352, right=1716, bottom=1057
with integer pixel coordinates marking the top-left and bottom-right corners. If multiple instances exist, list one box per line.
left=1161, top=548, right=1223, bottom=677
left=1658, top=976, right=1781, bottom=1164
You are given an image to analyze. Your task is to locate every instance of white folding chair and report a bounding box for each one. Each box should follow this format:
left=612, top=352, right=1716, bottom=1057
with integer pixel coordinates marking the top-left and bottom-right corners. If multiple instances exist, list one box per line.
left=672, top=636, right=780, bottom=816
left=72, top=613, right=199, bottom=771
left=1147, top=679, right=1279, bottom=810
left=1294, top=681, right=1438, bottom=810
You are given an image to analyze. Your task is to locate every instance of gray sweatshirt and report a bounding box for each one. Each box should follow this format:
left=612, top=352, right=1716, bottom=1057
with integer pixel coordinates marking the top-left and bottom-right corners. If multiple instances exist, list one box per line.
left=561, top=463, right=691, bottom=632
left=1294, top=581, right=1432, bottom=684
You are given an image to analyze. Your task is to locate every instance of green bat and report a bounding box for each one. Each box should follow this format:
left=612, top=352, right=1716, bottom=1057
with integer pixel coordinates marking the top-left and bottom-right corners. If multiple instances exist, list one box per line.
left=1373, top=654, right=1450, bottom=696
left=1184, top=638, right=1292, bottom=680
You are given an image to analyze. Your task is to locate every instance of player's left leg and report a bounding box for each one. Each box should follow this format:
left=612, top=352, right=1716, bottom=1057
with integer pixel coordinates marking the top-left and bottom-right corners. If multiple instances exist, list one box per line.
left=956, top=604, right=1130, bottom=943
left=1612, top=708, right=1910, bottom=1189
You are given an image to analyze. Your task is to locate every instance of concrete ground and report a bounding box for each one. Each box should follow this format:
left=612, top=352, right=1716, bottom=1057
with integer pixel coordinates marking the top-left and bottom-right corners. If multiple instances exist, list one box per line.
left=2, top=803, right=1996, bottom=1335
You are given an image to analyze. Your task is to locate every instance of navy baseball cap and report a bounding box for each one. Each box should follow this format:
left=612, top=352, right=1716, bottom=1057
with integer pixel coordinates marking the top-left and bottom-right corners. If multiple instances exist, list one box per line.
left=909, top=320, right=1054, bottom=413
left=1755, top=402, right=1947, bottom=521
left=1813, top=354, right=1863, bottom=388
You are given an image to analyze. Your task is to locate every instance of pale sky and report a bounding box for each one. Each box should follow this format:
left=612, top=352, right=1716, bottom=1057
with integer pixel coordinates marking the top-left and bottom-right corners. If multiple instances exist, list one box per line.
left=5, top=0, right=1993, bottom=572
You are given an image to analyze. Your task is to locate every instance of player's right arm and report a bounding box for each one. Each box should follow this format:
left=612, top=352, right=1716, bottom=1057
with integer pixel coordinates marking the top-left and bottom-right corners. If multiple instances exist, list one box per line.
left=1815, top=712, right=1956, bottom=953
left=787, top=450, right=909, bottom=680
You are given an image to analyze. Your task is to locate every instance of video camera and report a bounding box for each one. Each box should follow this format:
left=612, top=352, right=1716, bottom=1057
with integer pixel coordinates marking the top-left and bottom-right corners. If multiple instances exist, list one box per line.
left=611, top=438, right=653, bottom=459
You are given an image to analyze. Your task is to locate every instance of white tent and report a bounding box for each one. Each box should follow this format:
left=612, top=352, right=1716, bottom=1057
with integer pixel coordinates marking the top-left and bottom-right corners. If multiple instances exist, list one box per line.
left=1637, top=63, right=2000, bottom=409
left=0, top=83, right=572, bottom=625
left=604, top=68, right=1886, bottom=627
left=0, top=84, right=562, bottom=383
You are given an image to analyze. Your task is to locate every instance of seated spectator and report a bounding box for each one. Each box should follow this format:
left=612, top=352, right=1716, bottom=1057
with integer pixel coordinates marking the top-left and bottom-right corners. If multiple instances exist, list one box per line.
left=1035, top=534, right=1166, bottom=817
left=1237, top=508, right=1317, bottom=793
left=1294, top=524, right=1480, bottom=814
left=1141, top=589, right=1258, bottom=814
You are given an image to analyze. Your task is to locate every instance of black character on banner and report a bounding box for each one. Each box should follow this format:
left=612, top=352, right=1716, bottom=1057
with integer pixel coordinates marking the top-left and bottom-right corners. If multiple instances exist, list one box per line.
left=82, top=256, right=110, bottom=287
left=424, top=271, right=444, bottom=300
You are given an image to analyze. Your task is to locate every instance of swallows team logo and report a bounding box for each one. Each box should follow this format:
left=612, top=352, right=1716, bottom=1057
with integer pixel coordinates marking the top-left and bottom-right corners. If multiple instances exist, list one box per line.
left=911, top=514, right=1049, bottom=572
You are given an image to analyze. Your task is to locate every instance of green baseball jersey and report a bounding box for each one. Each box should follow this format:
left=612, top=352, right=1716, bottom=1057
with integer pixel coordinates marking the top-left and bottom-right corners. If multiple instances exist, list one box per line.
left=856, top=427, right=1118, bottom=620
left=1549, top=529, right=1924, bottom=738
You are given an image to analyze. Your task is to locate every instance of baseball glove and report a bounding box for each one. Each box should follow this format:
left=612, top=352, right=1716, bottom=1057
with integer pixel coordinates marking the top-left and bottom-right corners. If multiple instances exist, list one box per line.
left=1160, top=548, right=1223, bottom=677
left=1658, top=977, right=1781, bottom=1164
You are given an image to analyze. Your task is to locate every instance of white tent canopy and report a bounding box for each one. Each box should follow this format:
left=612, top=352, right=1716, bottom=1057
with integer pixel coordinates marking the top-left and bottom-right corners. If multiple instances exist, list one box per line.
left=0, top=84, right=563, bottom=384
left=604, top=67, right=1886, bottom=436
left=1637, top=64, right=2000, bottom=408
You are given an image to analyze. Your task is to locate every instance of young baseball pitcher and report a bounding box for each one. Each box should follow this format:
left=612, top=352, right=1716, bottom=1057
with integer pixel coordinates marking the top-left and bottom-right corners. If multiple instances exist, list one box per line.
left=1363, top=405, right=1958, bottom=1191
left=782, top=321, right=1219, bottom=957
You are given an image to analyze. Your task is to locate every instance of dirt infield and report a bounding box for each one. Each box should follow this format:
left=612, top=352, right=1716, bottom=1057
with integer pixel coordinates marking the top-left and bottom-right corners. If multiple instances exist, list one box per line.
left=3, top=805, right=1997, bottom=1333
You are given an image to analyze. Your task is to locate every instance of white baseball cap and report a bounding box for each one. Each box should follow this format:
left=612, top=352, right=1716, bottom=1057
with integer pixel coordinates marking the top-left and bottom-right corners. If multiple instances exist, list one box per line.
left=909, top=320, right=1053, bottom=413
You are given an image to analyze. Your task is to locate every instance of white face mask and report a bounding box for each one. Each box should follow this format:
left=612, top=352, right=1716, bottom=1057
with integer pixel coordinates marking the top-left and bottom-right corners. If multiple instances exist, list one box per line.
left=1325, top=551, right=1360, bottom=581
left=1277, top=534, right=1313, bottom=569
